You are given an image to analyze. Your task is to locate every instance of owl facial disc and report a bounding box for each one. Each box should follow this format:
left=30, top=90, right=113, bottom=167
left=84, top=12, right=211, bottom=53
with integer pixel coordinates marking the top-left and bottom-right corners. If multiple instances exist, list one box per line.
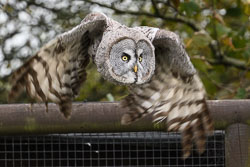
left=109, top=38, right=155, bottom=85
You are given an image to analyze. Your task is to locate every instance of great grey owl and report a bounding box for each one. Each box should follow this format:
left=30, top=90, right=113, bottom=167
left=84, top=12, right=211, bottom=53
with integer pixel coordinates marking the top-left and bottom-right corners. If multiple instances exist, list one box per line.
left=9, top=12, right=213, bottom=158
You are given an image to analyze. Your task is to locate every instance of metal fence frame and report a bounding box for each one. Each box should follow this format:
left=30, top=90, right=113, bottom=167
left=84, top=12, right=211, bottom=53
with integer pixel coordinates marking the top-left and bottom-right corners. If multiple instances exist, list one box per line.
left=0, top=100, right=249, bottom=167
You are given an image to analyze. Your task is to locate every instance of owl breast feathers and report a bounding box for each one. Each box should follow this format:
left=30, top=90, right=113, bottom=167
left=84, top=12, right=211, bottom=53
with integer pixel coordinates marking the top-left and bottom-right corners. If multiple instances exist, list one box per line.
left=9, top=12, right=213, bottom=158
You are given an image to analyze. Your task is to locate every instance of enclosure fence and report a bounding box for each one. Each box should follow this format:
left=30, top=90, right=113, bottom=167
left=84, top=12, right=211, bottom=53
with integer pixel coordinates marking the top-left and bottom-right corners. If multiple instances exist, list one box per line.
left=0, top=100, right=249, bottom=167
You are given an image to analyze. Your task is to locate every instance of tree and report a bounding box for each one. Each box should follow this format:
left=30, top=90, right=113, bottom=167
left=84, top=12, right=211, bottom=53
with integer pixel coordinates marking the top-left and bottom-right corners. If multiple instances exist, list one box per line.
left=0, top=0, right=249, bottom=103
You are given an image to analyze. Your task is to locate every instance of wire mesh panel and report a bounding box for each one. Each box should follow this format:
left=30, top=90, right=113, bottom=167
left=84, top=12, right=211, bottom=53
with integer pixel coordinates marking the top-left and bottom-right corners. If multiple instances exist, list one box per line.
left=0, top=131, right=225, bottom=167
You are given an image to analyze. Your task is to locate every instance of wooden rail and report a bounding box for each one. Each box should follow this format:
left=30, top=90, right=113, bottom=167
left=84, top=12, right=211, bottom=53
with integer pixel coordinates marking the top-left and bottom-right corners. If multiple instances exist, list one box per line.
left=0, top=100, right=249, bottom=135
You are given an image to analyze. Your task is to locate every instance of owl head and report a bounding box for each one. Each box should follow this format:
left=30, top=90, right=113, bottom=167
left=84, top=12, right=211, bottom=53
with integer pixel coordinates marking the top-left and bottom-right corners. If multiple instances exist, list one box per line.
left=95, top=28, right=155, bottom=85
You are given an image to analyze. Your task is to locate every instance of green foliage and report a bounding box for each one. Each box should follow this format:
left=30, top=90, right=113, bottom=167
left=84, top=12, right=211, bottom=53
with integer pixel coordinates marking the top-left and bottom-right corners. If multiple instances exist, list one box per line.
left=75, top=63, right=128, bottom=102
left=236, top=88, right=247, bottom=99
left=179, top=1, right=200, bottom=16
left=189, top=32, right=212, bottom=48
left=215, top=23, right=231, bottom=37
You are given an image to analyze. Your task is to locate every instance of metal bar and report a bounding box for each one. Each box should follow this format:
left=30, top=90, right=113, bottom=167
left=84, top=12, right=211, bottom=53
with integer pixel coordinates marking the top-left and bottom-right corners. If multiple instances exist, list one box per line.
left=0, top=100, right=249, bottom=135
left=225, top=124, right=250, bottom=167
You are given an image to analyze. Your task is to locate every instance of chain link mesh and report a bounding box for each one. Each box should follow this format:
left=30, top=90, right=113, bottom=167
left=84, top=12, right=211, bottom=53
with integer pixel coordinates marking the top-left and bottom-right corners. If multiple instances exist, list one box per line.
left=0, top=131, right=225, bottom=166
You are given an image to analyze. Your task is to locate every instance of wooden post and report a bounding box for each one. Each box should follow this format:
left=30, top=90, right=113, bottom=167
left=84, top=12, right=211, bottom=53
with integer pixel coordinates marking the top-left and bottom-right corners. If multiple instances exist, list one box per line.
left=225, top=124, right=250, bottom=167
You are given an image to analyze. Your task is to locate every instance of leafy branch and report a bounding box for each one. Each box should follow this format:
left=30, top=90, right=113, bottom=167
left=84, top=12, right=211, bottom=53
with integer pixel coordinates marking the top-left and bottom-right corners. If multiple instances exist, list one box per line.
left=83, top=0, right=248, bottom=70
left=83, top=0, right=200, bottom=31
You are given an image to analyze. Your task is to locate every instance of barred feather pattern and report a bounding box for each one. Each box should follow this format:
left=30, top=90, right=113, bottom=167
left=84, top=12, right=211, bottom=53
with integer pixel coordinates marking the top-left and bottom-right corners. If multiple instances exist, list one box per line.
left=8, top=32, right=90, bottom=118
left=121, top=55, right=213, bottom=158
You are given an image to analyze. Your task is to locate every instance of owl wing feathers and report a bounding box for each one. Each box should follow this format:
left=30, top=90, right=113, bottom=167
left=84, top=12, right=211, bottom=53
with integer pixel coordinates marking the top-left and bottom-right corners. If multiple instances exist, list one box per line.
left=8, top=13, right=108, bottom=118
left=9, top=13, right=213, bottom=158
left=121, top=28, right=213, bottom=158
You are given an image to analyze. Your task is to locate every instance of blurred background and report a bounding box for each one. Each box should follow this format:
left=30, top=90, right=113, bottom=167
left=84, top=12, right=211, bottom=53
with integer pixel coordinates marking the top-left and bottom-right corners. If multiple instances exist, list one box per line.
left=0, top=0, right=249, bottom=103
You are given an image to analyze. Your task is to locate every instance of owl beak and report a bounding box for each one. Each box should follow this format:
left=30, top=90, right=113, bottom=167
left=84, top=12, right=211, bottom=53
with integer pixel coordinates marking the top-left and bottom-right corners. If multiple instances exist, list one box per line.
left=134, top=65, right=138, bottom=73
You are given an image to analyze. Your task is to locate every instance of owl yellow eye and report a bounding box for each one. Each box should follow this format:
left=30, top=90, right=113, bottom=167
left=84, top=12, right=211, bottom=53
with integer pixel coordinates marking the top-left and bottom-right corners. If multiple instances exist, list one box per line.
left=122, top=55, right=128, bottom=61
left=139, top=56, right=142, bottom=62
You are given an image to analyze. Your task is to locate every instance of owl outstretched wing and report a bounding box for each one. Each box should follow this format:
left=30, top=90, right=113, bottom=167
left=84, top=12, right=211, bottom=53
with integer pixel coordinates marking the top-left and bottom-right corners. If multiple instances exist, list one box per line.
left=121, top=28, right=213, bottom=158
left=8, top=13, right=108, bottom=118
